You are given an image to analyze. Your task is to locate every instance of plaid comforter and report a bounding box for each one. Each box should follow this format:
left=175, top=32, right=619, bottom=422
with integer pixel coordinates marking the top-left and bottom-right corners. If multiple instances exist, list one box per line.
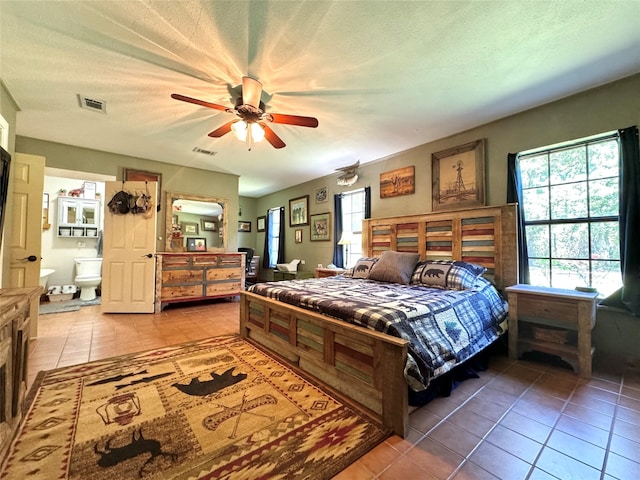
left=247, top=276, right=507, bottom=391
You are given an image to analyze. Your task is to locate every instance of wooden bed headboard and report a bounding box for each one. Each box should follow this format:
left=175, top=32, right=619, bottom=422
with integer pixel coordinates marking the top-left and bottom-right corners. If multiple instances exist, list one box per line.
left=362, top=204, right=518, bottom=291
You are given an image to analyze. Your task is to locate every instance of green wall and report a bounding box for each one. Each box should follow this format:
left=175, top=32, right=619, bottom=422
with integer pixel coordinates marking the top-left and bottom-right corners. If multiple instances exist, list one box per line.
left=254, top=74, right=640, bottom=277
left=15, top=137, right=240, bottom=252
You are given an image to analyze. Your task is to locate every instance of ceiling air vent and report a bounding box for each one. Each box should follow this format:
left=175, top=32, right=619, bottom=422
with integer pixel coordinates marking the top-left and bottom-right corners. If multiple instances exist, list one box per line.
left=192, top=147, right=217, bottom=156
left=77, top=94, right=107, bottom=114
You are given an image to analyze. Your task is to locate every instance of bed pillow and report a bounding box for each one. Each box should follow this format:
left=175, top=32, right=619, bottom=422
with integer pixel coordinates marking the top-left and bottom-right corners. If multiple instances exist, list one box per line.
left=368, top=251, right=420, bottom=284
left=343, top=257, right=379, bottom=279
left=411, top=260, right=486, bottom=290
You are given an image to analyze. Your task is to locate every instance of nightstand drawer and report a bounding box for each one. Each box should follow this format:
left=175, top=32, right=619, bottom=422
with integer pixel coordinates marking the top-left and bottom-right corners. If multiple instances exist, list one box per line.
left=517, top=295, right=578, bottom=324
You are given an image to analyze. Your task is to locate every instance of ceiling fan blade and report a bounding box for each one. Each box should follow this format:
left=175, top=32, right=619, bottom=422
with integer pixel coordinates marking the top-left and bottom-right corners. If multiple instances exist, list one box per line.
left=261, top=124, right=286, bottom=149
left=171, top=93, right=228, bottom=111
left=207, top=121, right=234, bottom=138
left=242, top=76, right=263, bottom=108
left=268, top=113, right=318, bottom=128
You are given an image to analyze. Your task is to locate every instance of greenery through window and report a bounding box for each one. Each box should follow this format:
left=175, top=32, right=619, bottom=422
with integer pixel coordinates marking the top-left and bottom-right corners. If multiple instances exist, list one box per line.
left=340, top=189, right=365, bottom=268
left=519, top=133, right=621, bottom=296
left=266, top=207, right=280, bottom=268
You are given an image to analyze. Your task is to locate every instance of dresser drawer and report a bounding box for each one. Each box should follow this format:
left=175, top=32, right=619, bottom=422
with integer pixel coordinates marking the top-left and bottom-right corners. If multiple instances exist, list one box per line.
left=161, top=256, right=191, bottom=267
left=161, top=285, right=203, bottom=299
left=206, top=268, right=242, bottom=281
left=206, top=282, right=241, bottom=296
left=517, top=294, right=579, bottom=325
left=218, top=255, right=242, bottom=268
left=193, top=255, right=218, bottom=266
left=163, top=269, right=204, bottom=284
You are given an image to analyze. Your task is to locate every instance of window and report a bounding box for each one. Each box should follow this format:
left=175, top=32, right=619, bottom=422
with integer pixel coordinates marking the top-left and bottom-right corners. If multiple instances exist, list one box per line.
left=518, top=133, right=621, bottom=296
left=266, top=207, right=281, bottom=268
left=339, top=189, right=366, bottom=267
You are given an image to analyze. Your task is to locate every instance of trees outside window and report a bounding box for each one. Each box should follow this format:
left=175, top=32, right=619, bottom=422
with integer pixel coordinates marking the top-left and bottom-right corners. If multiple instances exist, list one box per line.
left=519, top=134, right=621, bottom=296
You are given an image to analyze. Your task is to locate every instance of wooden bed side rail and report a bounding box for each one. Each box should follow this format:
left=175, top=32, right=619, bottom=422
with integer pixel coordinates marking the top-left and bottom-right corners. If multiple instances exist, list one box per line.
left=362, top=203, right=518, bottom=290
left=240, top=291, right=409, bottom=436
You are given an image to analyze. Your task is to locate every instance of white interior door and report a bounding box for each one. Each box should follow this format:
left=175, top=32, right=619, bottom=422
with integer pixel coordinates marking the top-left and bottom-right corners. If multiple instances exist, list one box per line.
left=101, top=181, right=157, bottom=313
left=8, top=153, right=45, bottom=336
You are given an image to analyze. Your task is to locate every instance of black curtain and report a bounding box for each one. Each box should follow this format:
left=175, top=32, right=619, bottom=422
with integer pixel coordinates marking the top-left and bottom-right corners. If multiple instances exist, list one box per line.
left=277, top=206, right=285, bottom=264
left=364, top=186, right=371, bottom=219
left=262, top=207, right=286, bottom=269
left=601, top=126, right=640, bottom=316
left=506, top=153, right=530, bottom=284
left=332, top=194, right=344, bottom=267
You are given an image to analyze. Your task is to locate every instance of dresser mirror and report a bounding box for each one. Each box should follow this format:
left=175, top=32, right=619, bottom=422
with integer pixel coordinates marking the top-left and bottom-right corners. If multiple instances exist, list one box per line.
left=165, top=191, right=229, bottom=252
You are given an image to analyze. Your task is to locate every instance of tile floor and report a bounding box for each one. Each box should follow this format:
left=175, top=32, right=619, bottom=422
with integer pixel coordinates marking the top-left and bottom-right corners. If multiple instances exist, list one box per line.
left=28, top=299, right=640, bottom=480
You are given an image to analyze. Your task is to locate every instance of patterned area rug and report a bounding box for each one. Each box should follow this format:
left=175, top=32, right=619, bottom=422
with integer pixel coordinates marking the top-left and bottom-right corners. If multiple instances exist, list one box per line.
left=1, top=335, right=388, bottom=479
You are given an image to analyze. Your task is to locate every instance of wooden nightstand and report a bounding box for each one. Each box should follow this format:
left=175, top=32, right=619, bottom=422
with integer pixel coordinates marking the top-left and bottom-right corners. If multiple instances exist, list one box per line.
left=505, top=284, right=598, bottom=378
left=315, top=268, right=346, bottom=278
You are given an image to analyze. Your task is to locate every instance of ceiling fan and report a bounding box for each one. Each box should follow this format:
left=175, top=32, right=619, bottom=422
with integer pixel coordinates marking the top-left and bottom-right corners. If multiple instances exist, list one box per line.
left=171, top=77, right=319, bottom=150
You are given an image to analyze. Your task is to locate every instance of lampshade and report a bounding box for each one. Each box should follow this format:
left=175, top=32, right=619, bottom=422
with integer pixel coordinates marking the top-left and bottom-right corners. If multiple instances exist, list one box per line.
left=337, top=231, right=354, bottom=245
left=231, top=121, right=265, bottom=143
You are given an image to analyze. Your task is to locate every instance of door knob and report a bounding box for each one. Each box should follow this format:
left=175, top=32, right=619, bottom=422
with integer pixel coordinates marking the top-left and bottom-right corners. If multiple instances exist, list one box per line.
left=142, top=253, right=153, bottom=258
left=19, top=255, right=39, bottom=262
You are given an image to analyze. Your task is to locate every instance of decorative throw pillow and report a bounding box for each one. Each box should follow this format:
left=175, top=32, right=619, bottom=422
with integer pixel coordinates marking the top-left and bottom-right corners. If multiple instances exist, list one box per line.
left=343, top=257, right=379, bottom=279
left=368, top=251, right=420, bottom=284
left=411, top=260, right=486, bottom=290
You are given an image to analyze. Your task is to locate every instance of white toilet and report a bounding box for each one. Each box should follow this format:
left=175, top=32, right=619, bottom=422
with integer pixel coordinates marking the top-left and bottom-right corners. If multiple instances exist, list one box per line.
left=74, top=258, right=102, bottom=301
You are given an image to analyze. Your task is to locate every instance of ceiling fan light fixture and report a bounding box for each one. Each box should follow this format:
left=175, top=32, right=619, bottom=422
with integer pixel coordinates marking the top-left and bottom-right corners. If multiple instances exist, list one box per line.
left=231, top=121, right=265, bottom=149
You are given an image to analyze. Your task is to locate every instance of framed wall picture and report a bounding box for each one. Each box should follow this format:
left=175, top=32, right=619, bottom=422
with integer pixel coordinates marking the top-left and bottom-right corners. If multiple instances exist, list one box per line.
left=181, top=221, right=198, bottom=235
left=314, top=186, right=328, bottom=203
left=186, top=237, right=207, bottom=252
left=432, top=139, right=485, bottom=211
left=257, top=215, right=266, bottom=232
left=310, top=212, right=331, bottom=241
left=295, top=228, right=303, bottom=243
left=380, top=166, right=415, bottom=198
left=289, top=195, right=309, bottom=226
left=238, top=221, right=252, bottom=232
left=123, top=168, right=162, bottom=210
left=201, top=219, right=217, bottom=231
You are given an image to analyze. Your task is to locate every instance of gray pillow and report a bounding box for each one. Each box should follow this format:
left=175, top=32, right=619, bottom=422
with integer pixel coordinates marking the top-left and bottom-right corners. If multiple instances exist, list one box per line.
left=368, top=251, right=420, bottom=284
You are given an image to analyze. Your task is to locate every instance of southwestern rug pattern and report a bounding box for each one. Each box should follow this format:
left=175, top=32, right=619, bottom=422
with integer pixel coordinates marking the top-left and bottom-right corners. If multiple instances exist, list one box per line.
left=1, top=335, right=389, bottom=479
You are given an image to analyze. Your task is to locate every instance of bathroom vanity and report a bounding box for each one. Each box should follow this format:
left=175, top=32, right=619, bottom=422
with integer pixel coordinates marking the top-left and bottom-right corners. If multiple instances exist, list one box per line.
left=155, top=253, right=244, bottom=311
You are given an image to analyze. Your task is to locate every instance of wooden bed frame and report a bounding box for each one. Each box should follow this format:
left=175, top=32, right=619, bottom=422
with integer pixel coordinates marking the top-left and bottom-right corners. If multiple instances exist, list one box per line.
left=240, top=204, right=518, bottom=437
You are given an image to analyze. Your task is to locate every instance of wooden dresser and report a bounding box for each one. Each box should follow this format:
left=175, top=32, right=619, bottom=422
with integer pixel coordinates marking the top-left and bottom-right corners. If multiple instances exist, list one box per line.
left=155, top=253, right=245, bottom=311
left=0, top=287, right=41, bottom=460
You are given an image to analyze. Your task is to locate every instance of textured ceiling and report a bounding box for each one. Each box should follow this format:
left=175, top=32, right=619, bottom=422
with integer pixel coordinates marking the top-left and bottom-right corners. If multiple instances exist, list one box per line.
left=2, top=1, right=639, bottom=197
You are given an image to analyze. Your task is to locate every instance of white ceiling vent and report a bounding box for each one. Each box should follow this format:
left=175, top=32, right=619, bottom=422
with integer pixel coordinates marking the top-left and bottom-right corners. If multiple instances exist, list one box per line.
left=77, top=94, right=107, bottom=114
left=192, top=147, right=217, bottom=156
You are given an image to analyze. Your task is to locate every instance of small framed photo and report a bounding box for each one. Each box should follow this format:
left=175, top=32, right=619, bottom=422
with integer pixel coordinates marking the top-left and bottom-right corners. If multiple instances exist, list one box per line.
left=295, top=228, right=303, bottom=243
left=314, top=186, right=328, bottom=203
left=186, top=237, right=207, bottom=252
left=181, top=222, right=198, bottom=235
left=257, top=216, right=266, bottom=232
left=201, top=219, right=217, bottom=231
left=238, top=221, right=252, bottom=232
left=310, top=212, right=331, bottom=241
left=289, top=195, right=309, bottom=226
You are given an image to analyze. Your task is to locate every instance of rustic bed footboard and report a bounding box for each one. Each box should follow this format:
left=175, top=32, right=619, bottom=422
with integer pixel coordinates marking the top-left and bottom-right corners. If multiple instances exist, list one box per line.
left=240, top=290, right=409, bottom=437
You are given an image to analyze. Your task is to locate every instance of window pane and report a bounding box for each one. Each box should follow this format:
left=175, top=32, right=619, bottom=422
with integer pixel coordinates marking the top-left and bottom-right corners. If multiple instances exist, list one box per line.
left=525, top=225, right=549, bottom=258
left=589, top=178, right=618, bottom=217
left=591, top=221, right=620, bottom=260
left=550, top=182, right=587, bottom=219
left=520, top=154, right=548, bottom=188
left=522, top=187, right=549, bottom=221
left=529, top=259, right=550, bottom=287
left=550, top=147, right=586, bottom=185
left=592, top=260, right=622, bottom=297
left=551, top=259, right=588, bottom=289
left=588, top=141, right=618, bottom=180
left=551, top=223, right=588, bottom=259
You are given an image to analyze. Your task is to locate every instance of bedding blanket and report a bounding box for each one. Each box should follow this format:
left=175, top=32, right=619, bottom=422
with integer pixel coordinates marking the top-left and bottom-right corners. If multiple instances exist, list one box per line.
left=247, top=276, right=507, bottom=391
